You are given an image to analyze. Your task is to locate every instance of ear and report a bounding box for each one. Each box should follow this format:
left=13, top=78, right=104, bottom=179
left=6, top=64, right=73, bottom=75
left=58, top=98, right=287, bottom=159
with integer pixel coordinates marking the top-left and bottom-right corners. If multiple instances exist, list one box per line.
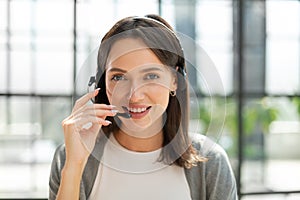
left=170, top=67, right=178, bottom=91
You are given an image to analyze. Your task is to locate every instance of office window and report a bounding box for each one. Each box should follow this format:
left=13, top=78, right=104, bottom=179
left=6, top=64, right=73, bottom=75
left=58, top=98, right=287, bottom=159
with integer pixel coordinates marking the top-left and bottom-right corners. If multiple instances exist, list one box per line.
left=0, top=1, right=7, bottom=92
left=0, top=0, right=160, bottom=198
left=0, top=51, right=6, bottom=92
left=240, top=0, right=300, bottom=198
left=266, top=1, right=300, bottom=95
left=196, top=0, right=233, bottom=95
left=1, top=0, right=300, bottom=199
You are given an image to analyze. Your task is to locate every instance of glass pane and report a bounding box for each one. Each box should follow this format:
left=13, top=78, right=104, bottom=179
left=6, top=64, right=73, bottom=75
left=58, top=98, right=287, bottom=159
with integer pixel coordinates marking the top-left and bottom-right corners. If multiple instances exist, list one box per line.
left=242, top=97, right=300, bottom=193
left=35, top=1, right=73, bottom=33
left=10, top=1, right=32, bottom=32
left=0, top=0, right=7, bottom=31
left=0, top=32, right=6, bottom=49
left=9, top=96, right=33, bottom=126
left=0, top=0, right=6, bottom=52
left=77, top=0, right=158, bottom=52
left=0, top=0, right=74, bottom=198
left=35, top=51, right=73, bottom=94
left=0, top=96, right=70, bottom=198
left=196, top=0, right=233, bottom=95
left=115, top=0, right=158, bottom=19
left=11, top=32, right=32, bottom=51
left=0, top=51, right=6, bottom=92
left=10, top=51, right=32, bottom=93
left=40, top=97, right=70, bottom=145
left=196, top=97, right=237, bottom=170
left=266, top=1, right=299, bottom=36
left=0, top=163, right=52, bottom=198
left=77, top=0, right=115, bottom=37
left=0, top=97, right=7, bottom=134
left=266, top=1, right=300, bottom=94
left=223, top=98, right=238, bottom=171
left=161, top=0, right=176, bottom=28
left=266, top=39, right=299, bottom=94
left=0, top=165, right=32, bottom=194
left=1, top=97, right=40, bottom=162
left=35, top=35, right=72, bottom=51
left=76, top=49, right=95, bottom=80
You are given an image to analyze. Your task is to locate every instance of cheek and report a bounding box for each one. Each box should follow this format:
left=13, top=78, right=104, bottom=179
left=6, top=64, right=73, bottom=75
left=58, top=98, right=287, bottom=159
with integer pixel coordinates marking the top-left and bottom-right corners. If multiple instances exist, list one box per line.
left=149, top=85, right=170, bottom=107
left=105, top=78, right=123, bottom=104
left=106, top=90, right=112, bottom=104
left=105, top=78, right=112, bottom=103
left=106, top=88, right=125, bottom=106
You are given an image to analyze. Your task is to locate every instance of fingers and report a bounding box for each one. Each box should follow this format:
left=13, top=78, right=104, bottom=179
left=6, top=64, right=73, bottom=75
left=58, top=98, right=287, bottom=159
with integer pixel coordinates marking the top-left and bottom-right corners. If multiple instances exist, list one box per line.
left=73, top=116, right=111, bottom=129
left=71, top=104, right=118, bottom=119
left=65, top=89, right=118, bottom=133
left=72, top=110, right=116, bottom=124
left=62, top=115, right=111, bottom=136
left=73, top=88, right=101, bottom=112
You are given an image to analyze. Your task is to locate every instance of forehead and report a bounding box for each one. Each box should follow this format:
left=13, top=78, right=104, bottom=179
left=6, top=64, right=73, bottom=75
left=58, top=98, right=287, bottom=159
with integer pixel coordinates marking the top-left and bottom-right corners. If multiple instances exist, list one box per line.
left=106, top=38, right=163, bottom=71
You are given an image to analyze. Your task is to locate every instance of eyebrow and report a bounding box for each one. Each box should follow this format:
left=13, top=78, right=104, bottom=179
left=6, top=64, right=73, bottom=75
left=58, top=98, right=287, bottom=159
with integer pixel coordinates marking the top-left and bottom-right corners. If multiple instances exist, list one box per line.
left=140, top=66, right=164, bottom=73
left=107, top=66, right=164, bottom=74
left=106, top=68, right=127, bottom=73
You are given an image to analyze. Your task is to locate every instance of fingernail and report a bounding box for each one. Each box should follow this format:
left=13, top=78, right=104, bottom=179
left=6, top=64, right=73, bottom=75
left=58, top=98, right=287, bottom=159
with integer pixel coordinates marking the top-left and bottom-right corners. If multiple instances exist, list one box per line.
left=94, top=88, right=101, bottom=95
left=111, top=110, right=119, bottom=113
left=105, top=120, right=112, bottom=124
left=109, top=105, right=117, bottom=108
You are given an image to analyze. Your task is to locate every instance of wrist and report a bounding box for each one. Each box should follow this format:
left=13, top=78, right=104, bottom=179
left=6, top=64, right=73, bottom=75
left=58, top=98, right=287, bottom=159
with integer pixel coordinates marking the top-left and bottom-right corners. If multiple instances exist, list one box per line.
left=63, top=158, right=88, bottom=176
left=64, top=159, right=87, bottom=171
left=57, top=161, right=86, bottom=199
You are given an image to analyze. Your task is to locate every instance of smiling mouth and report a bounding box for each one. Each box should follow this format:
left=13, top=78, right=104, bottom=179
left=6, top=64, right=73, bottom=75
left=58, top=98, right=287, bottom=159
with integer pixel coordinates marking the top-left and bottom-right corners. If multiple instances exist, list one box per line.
left=127, top=106, right=151, bottom=113
left=115, top=106, right=132, bottom=118
left=122, top=106, right=151, bottom=117
left=118, top=106, right=151, bottom=119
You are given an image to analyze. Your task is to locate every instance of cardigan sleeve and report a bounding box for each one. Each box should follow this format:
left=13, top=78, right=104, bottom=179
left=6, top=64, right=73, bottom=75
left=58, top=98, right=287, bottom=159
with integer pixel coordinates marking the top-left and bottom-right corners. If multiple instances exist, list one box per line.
left=48, top=144, right=88, bottom=200
left=49, top=144, right=65, bottom=200
left=48, top=135, right=105, bottom=200
left=186, top=134, right=238, bottom=200
left=203, top=143, right=238, bottom=200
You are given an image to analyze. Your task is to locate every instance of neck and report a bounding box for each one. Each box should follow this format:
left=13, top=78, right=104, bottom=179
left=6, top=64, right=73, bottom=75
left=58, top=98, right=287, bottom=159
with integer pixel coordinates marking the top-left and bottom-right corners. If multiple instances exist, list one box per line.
left=114, top=129, right=164, bottom=152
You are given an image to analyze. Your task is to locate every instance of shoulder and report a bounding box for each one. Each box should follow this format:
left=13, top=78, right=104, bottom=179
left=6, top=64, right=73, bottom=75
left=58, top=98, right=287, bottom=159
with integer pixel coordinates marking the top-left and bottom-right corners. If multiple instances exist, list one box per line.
left=188, top=133, right=238, bottom=199
left=190, top=133, right=233, bottom=173
left=190, top=133, right=229, bottom=161
left=51, top=143, right=66, bottom=170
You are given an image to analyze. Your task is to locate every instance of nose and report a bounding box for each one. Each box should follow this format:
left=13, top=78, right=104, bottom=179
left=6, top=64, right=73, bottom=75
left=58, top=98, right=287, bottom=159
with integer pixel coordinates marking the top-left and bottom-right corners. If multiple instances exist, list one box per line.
left=127, top=81, right=145, bottom=102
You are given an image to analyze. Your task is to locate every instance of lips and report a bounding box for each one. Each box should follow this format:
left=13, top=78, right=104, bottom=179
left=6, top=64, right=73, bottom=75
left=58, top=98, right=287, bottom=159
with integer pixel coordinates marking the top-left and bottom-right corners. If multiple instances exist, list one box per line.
left=124, top=105, right=151, bottom=119
left=128, top=107, right=148, bottom=113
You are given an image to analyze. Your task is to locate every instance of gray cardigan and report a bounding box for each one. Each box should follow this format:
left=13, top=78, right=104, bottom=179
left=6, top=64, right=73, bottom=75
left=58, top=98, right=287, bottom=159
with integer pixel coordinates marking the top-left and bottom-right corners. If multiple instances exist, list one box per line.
left=49, top=134, right=237, bottom=200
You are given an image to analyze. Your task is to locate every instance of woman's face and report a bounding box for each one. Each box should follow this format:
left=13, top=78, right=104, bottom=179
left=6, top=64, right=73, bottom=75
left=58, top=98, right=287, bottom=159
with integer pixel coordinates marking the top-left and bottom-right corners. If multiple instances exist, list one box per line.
left=105, top=38, right=177, bottom=137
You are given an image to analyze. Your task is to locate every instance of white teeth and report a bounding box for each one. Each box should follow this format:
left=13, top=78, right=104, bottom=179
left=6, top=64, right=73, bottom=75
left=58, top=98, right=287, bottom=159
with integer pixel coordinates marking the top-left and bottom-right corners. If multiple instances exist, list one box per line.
left=128, top=107, right=147, bottom=113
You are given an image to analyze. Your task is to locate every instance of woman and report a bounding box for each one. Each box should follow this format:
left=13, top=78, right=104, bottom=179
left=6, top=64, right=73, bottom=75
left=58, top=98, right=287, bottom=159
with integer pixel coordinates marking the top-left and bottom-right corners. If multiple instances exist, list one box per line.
left=49, top=14, right=237, bottom=200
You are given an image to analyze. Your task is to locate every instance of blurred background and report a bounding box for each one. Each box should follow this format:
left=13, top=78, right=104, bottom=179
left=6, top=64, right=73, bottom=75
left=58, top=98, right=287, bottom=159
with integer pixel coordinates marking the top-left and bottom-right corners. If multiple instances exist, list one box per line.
left=0, top=0, right=300, bottom=199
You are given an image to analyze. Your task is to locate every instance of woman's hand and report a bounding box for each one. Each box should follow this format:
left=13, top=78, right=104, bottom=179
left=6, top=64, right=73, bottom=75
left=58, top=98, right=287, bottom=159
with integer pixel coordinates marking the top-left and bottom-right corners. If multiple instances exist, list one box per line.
left=61, top=88, right=116, bottom=166
left=56, top=89, right=117, bottom=200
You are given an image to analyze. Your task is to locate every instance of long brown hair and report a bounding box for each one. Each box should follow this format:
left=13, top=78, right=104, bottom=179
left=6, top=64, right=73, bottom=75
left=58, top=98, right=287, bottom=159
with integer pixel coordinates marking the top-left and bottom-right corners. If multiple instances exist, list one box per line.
left=95, top=14, right=206, bottom=168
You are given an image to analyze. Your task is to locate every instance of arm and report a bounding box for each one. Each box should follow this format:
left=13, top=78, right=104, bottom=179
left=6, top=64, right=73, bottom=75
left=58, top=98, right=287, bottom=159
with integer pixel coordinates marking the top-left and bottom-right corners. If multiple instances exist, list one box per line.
left=49, top=89, right=116, bottom=199
left=205, top=144, right=238, bottom=200
left=49, top=145, right=86, bottom=200
left=56, top=161, right=86, bottom=200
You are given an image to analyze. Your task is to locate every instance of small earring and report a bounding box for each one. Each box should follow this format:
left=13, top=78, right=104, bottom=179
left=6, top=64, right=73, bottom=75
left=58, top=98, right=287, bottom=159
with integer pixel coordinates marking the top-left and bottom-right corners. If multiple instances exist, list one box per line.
left=170, top=90, right=176, bottom=97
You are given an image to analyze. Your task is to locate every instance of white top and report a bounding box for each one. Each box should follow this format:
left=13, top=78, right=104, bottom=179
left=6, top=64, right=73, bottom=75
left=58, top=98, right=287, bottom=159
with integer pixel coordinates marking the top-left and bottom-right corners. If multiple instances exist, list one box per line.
left=88, top=134, right=192, bottom=200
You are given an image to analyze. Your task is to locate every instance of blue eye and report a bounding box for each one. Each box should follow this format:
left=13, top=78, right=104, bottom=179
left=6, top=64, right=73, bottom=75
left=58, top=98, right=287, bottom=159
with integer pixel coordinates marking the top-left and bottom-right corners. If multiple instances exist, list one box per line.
left=111, top=75, right=126, bottom=81
left=145, top=74, right=159, bottom=80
